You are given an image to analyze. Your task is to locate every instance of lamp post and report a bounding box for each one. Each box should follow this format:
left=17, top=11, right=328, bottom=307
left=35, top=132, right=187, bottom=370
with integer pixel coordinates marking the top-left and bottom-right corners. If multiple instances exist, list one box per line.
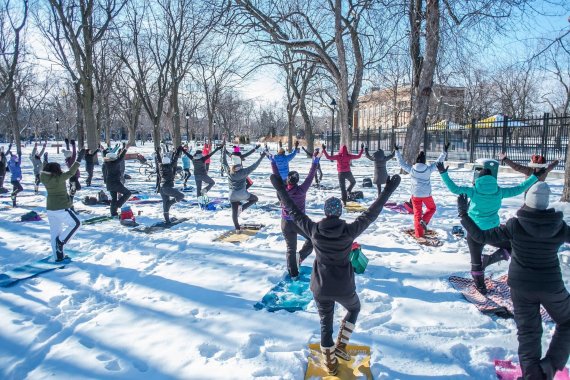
left=330, top=99, right=336, bottom=155
left=185, top=111, right=190, bottom=142
left=55, top=118, right=60, bottom=154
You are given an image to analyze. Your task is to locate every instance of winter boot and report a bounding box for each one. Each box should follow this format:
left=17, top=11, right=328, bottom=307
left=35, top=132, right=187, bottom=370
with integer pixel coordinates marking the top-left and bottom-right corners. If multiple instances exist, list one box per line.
left=34, top=185, right=39, bottom=194
left=320, top=345, right=338, bottom=375
left=164, top=212, right=171, bottom=224
left=482, top=248, right=510, bottom=270
left=335, top=320, right=355, bottom=361
left=55, top=237, right=65, bottom=261
left=420, top=220, right=429, bottom=232
left=539, top=357, right=555, bottom=380
left=471, top=270, right=487, bottom=295
left=11, top=194, right=16, bottom=207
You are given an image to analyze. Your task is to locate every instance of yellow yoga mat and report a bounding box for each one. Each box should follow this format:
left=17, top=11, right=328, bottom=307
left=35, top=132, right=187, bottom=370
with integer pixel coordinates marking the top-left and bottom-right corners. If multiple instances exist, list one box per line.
left=213, top=229, right=258, bottom=243
left=305, top=343, right=373, bottom=380
left=344, top=202, right=366, bottom=213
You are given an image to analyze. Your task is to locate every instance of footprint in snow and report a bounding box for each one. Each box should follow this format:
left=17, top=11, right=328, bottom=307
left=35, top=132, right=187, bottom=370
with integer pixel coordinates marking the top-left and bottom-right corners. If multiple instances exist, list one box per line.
left=239, top=333, right=265, bottom=359
left=79, top=337, right=96, bottom=349
left=133, top=359, right=148, bottom=372
left=198, top=342, right=220, bottom=359
left=96, top=353, right=113, bottom=361
left=105, top=359, right=121, bottom=371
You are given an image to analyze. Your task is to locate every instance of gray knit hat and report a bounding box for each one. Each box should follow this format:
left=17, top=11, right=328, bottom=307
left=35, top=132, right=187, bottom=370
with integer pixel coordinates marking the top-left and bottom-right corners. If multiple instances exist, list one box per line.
left=525, top=182, right=551, bottom=210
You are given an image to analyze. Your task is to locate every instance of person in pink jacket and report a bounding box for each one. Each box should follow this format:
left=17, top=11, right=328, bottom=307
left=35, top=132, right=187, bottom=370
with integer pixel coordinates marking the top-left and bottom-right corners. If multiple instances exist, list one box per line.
left=322, top=143, right=364, bottom=206
left=203, top=141, right=211, bottom=172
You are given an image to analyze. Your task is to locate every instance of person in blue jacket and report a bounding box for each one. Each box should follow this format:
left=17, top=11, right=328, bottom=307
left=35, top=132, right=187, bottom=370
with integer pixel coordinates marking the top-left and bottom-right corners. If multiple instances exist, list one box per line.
left=267, top=140, right=299, bottom=180
left=6, top=145, right=23, bottom=207
left=181, top=144, right=192, bottom=189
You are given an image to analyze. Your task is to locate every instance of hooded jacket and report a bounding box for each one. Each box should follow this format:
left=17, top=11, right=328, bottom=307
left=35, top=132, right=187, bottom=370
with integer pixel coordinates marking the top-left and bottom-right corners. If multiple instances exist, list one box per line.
left=270, top=149, right=298, bottom=180
left=187, top=145, right=222, bottom=176
left=441, top=172, right=537, bottom=230
left=104, top=149, right=127, bottom=191
left=365, top=149, right=395, bottom=184
left=461, top=206, right=570, bottom=292
left=222, top=152, right=264, bottom=202
left=323, top=145, right=363, bottom=173
left=8, top=154, right=22, bottom=181
left=84, top=149, right=99, bottom=169
left=41, top=161, right=80, bottom=210
left=203, top=144, right=211, bottom=164
left=271, top=159, right=318, bottom=220
left=181, top=153, right=191, bottom=169
left=274, top=181, right=394, bottom=297
left=157, top=149, right=182, bottom=189
left=396, top=149, right=445, bottom=197
left=502, top=157, right=558, bottom=182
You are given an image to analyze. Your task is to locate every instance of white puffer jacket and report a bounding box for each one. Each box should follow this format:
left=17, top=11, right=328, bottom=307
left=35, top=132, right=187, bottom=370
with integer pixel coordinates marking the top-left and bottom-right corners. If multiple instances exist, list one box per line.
left=395, top=150, right=446, bottom=197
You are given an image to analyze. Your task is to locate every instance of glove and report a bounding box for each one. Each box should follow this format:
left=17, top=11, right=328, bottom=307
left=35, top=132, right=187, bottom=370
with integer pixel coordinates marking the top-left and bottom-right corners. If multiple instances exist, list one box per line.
left=123, top=142, right=127, bottom=149
left=255, top=144, right=261, bottom=149
left=360, top=143, right=364, bottom=150
left=294, top=141, right=299, bottom=148
left=270, top=173, right=286, bottom=193
left=384, top=175, right=401, bottom=194
left=498, top=152, right=507, bottom=161
left=260, top=151, right=267, bottom=158
left=365, top=147, right=369, bottom=154
left=70, top=139, right=76, bottom=146
left=321, top=144, right=326, bottom=151
left=457, top=194, right=470, bottom=217
left=394, top=143, right=399, bottom=151
left=436, top=162, right=448, bottom=174
left=444, top=142, right=450, bottom=152
left=43, top=152, right=48, bottom=162
left=77, top=149, right=86, bottom=163
left=533, top=167, right=547, bottom=178
left=177, top=145, right=184, bottom=153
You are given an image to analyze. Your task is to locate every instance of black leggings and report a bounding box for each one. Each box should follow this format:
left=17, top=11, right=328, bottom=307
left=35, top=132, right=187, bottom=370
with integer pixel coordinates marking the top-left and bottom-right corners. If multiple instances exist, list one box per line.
left=86, top=165, right=94, bottom=186
left=11, top=180, right=23, bottom=196
left=314, top=292, right=361, bottom=347
left=109, top=184, right=132, bottom=216
left=338, top=172, right=356, bottom=204
left=467, top=234, right=511, bottom=271
left=231, top=194, right=258, bottom=229
left=160, top=186, right=184, bottom=213
left=183, top=169, right=191, bottom=185
left=315, top=164, right=323, bottom=185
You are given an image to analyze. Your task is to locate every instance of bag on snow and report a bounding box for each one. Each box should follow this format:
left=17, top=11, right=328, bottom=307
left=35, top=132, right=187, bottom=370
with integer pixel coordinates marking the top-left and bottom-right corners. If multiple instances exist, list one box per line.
left=21, top=211, right=41, bottom=222
left=98, top=190, right=109, bottom=202
left=348, top=191, right=364, bottom=200
left=349, top=242, right=368, bottom=274
left=362, top=178, right=373, bottom=188
left=83, top=196, right=98, bottom=206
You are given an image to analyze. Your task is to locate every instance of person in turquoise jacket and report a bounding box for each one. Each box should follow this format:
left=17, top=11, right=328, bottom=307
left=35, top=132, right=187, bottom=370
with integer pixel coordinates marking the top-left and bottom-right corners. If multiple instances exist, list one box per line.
left=436, top=162, right=541, bottom=294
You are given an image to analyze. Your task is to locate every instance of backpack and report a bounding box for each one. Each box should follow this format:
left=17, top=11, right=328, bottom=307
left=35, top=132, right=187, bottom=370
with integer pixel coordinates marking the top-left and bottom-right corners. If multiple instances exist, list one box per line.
left=21, top=211, right=41, bottom=222
left=362, top=178, right=372, bottom=188
left=348, top=191, right=364, bottom=200
left=83, top=196, right=98, bottom=206
left=98, top=190, right=109, bottom=202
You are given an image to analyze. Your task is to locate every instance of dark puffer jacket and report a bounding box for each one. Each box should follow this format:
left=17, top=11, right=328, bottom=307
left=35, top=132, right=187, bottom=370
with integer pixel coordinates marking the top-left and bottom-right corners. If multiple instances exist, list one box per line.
left=273, top=174, right=399, bottom=297
left=365, top=149, right=395, bottom=184
left=104, top=149, right=127, bottom=191
left=187, top=145, right=222, bottom=176
left=157, top=148, right=182, bottom=189
left=461, top=205, right=570, bottom=292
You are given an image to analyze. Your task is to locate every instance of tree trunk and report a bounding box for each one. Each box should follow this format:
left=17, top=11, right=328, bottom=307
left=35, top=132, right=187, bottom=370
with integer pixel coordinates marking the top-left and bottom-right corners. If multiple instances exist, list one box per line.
left=74, top=82, right=85, bottom=147
left=170, top=83, right=182, bottom=147
left=104, top=94, right=111, bottom=145
left=561, top=137, right=570, bottom=201
left=8, top=88, right=21, bottom=155
left=83, top=80, right=99, bottom=150
left=403, top=0, right=440, bottom=164
left=127, top=97, right=140, bottom=147
left=299, top=103, right=313, bottom=152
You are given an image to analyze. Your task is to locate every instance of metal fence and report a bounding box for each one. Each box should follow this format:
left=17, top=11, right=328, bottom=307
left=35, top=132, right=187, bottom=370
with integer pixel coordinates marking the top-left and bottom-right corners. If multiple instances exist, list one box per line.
left=324, top=113, right=570, bottom=170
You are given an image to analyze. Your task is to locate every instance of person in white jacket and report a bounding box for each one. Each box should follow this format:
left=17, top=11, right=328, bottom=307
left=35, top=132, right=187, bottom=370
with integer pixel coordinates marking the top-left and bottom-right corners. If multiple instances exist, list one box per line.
left=395, top=143, right=448, bottom=238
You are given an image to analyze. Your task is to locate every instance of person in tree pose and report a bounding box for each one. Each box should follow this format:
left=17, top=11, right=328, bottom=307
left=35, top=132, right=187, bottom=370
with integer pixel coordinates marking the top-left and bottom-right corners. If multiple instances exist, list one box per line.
left=267, top=140, right=299, bottom=180
left=365, top=146, right=395, bottom=195
left=221, top=144, right=265, bottom=230
left=322, top=143, right=365, bottom=206
left=498, top=152, right=559, bottom=182
left=84, top=147, right=100, bottom=187
left=30, top=141, right=47, bottom=194
left=155, top=146, right=185, bottom=223
left=41, top=148, right=85, bottom=261
left=272, top=150, right=320, bottom=279
left=104, top=144, right=131, bottom=217
left=181, top=144, right=192, bottom=189
left=394, top=144, right=447, bottom=237
left=437, top=162, right=540, bottom=294
left=269, top=173, right=400, bottom=375
left=458, top=182, right=570, bottom=380
left=6, top=144, right=23, bottom=207
left=62, top=138, right=81, bottom=205
left=226, top=144, right=260, bottom=189
left=302, top=146, right=323, bottom=187
left=186, top=144, right=223, bottom=198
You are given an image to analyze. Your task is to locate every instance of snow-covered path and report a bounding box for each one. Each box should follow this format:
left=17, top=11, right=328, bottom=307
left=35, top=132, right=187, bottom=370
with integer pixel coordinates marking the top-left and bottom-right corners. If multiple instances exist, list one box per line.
left=0, top=143, right=568, bottom=379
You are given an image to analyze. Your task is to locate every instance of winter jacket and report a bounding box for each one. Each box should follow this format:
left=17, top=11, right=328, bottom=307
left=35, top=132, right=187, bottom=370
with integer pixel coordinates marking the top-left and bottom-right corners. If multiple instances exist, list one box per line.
left=275, top=182, right=393, bottom=297
left=365, top=149, right=394, bottom=184
left=41, top=161, right=80, bottom=210
left=30, top=144, right=46, bottom=176
left=395, top=150, right=445, bottom=197
left=461, top=205, right=570, bottom=292
left=156, top=149, right=182, bottom=189
left=181, top=154, right=191, bottom=169
left=0, top=151, right=6, bottom=176
left=269, top=149, right=298, bottom=180
left=441, top=172, right=537, bottom=230
left=84, top=149, right=99, bottom=169
left=222, top=152, right=264, bottom=202
left=271, top=159, right=318, bottom=220
left=203, top=144, right=211, bottom=164
left=65, top=144, right=80, bottom=179
left=186, top=145, right=222, bottom=176
left=104, top=149, right=127, bottom=191
left=323, top=145, right=363, bottom=173
left=8, top=154, right=22, bottom=181
left=502, top=157, right=558, bottom=182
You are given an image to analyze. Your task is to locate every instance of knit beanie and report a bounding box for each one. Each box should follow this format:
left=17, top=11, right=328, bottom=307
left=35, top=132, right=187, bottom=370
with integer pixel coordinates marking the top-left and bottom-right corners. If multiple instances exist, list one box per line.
left=416, top=151, right=426, bottom=164
left=324, top=197, right=342, bottom=217
left=525, top=182, right=551, bottom=210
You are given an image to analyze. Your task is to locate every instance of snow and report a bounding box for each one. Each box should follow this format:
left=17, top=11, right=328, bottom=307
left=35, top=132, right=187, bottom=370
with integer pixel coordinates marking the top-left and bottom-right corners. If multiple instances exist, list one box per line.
left=0, top=142, right=569, bottom=379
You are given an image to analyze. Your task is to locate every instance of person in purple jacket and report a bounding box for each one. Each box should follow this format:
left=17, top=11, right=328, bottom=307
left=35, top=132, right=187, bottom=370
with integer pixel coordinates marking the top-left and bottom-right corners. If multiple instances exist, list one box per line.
left=272, top=150, right=321, bottom=279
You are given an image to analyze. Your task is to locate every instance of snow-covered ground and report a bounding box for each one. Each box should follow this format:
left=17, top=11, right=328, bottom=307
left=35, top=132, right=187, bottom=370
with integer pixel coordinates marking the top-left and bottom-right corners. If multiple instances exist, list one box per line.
left=0, top=142, right=568, bottom=380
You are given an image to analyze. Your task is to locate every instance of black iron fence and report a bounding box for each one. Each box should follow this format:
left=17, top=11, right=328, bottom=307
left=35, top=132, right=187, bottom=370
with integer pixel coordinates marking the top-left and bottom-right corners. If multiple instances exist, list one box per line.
left=324, top=113, right=570, bottom=170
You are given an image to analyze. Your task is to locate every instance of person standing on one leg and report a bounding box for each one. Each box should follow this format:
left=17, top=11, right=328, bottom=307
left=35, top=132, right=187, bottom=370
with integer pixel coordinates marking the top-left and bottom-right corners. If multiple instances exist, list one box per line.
left=226, top=144, right=260, bottom=189
left=104, top=145, right=131, bottom=217
left=62, top=139, right=81, bottom=206
left=458, top=184, right=570, bottom=380
left=181, top=144, right=192, bottom=189
left=221, top=144, right=265, bottom=230
left=30, top=141, right=47, bottom=194
left=438, top=162, right=539, bottom=294
left=267, top=140, right=299, bottom=181
left=188, top=144, right=223, bottom=198
left=269, top=173, right=401, bottom=375
left=41, top=149, right=85, bottom=261
left=302, top=146, right=323, bottom=187
left=322, top=144, right=364, bottom=206
left=155, top=146, right=185, bottom=223
left=394, top=144, right=447, bottom=237
left=84, top=148, right=99, bottom=187
left=365, top=147, right=394, bottom=195
left=6, top=146, right=23, bottom=207
left=272, top=151, right=320, bottom=279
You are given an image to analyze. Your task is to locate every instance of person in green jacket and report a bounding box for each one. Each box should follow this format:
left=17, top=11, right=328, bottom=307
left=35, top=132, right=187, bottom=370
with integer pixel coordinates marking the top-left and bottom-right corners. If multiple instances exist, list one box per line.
left=436, top=162, right=542, bottom=294
left=41, top=149, right=85, bottom=262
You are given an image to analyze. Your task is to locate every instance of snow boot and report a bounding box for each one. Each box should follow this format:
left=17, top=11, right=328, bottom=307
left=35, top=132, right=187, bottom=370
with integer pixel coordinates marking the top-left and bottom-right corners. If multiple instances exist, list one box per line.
left=320, top=345, right=338, bottom=375
left=471, top=270, right=487, bottom=295
left=482, top=248, right=510, bottom=270
left=11, top=193, right=16, bottom=207
left=164, top=212, right=171, bottom=224
left=540, top=357, right=555, bottom=380
left=420, top=220, right=429, bottom=232
left=55, top=237, right=65, bottom=261
left=335, top=320, right=355, bottom=361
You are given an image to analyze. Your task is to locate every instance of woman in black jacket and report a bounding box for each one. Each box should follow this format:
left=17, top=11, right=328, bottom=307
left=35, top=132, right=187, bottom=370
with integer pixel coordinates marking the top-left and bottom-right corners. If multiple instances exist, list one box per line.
left=458, top=183, right=570, bottom=380
left=364, top=147, right=394, bottom=194
left=156, top=146, right=185, bottom=223
left=104, top=146, right=131, bottom=216
left=270, top=173, right=400, bottom=375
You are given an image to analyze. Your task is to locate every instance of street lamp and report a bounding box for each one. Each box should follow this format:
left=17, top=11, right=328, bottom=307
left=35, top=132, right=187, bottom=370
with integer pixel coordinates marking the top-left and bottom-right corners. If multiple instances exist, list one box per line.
left=185, top=111, right=190, bottom=142
left=55, top=118, right=60, bottom=154
left=330, top=99, right=336, bottom=155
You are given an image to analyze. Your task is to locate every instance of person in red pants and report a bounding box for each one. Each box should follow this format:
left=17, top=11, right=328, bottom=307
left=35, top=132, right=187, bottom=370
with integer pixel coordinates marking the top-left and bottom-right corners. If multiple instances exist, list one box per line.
left=394, top=143, right=448, bottom=237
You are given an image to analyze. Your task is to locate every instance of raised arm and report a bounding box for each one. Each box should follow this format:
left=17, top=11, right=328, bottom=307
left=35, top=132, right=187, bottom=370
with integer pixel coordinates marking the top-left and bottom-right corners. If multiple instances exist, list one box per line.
left=438, top=166, right=474, bottom=197
left=61, top=161, right=81, bottom=181
left=501, top=175, right=538, bottom=198
left=31, top=143, right=37, bottom=157
left=299, top=158, right=319, bottom=192
left=385, top=151, right=395, bottom=161
left=394, top=149, right=412, bottom=173
left=302, top=147, right=312, bottom=157
left=202, top=145, right=222, bottom=161
left=243, top=153, right=265, bottom=176
left=348, top=144, right=364, bottom=159
left=502, top=157, right=533, bottom=177
left=241, top=145, right=260, bottom=159
left=364, top=149, right=374, bottom=161
left=221, top=146, right=230, bottom=172
left=285, top=148, right=298, bottom=162
left=427, top=151, right=447, bottom=172
left=270, top=174, right=315, bottom=237
left=38, top=142, right=47, bottom=157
